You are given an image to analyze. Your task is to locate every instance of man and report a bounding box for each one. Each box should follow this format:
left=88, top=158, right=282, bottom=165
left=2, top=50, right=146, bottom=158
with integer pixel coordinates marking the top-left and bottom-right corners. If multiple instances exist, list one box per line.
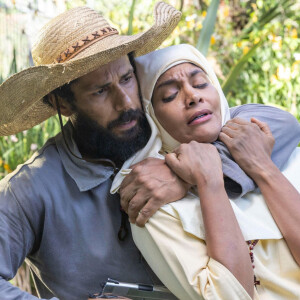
left=0, top=4, right=184, bottom=299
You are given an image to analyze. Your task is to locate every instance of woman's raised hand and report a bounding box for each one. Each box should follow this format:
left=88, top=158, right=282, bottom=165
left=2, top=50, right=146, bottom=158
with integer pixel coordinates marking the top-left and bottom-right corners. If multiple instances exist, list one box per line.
left=165, top=141, right=223, bottom=187
left=219, top=117, right=275, bottom=179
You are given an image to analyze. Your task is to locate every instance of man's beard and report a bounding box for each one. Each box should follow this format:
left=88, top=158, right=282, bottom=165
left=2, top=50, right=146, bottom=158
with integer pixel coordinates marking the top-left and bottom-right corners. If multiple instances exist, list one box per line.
left=72, top=108, right=151, bottom=167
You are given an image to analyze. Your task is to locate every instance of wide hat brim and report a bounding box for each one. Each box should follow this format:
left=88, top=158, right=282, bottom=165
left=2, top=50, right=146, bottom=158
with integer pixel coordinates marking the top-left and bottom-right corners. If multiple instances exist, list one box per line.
left=0, top=2, right=181, bottom=136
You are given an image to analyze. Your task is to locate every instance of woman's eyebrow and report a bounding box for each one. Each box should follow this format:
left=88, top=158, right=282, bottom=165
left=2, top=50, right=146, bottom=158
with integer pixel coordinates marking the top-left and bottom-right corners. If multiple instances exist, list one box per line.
left=190, top=69, right=204, bottom=77
left=156, top=68, right=205, bottom=91
left=156, top=79, right=177, bottom=90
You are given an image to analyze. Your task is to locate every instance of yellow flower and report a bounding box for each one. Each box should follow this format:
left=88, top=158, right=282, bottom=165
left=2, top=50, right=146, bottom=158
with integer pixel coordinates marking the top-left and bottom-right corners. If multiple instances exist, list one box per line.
left=202, top=11, right=207, bottom=18
left=186, top=19, right=195, bottom=29
left=237, top=41, right=242, bottom=48
left=291, top=62, right=299, bottom=79
left=252, top=14, right=258, bottom=23
left=210, top=36, right=216, bottom=45
left=254, top=37, right=260, bottom=44
left=243, top=46, right=249, bottom=55
left=272, top=36, right=282, bottom=51
left=3, top=163, right=12, bottom=173
left=251, top=3, right=257, bottom=10
left=196, top=23, right=203, bottom=30
left=223, top=6, right=229, bottom=18
left=291, top=28, right=298, bottom=39
left=270, top=75, right=278, bottom=85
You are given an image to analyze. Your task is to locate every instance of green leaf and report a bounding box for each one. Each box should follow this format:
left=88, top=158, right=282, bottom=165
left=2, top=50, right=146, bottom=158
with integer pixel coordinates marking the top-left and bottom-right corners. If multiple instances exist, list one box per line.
left=127, top=0, right=136, bottom=35
left=196, top=0, right=220, bottom=56
left=222, top=40, right=263, bottom=96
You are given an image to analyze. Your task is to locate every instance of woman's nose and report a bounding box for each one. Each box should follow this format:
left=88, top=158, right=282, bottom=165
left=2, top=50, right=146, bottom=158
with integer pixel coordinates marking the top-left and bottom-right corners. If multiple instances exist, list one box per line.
left=185, top=86, right=203, bottom=107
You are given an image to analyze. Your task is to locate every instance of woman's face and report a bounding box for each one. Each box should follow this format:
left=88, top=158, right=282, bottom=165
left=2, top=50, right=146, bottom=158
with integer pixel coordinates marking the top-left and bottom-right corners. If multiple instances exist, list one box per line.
left=152, top=63, right=222, bottom=144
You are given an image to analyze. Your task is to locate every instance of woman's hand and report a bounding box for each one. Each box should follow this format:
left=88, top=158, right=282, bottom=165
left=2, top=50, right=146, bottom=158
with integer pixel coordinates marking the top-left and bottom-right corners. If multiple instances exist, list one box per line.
left=219, top=117, right=275, bottom=179
left=165, top=141, right=223, bottom=187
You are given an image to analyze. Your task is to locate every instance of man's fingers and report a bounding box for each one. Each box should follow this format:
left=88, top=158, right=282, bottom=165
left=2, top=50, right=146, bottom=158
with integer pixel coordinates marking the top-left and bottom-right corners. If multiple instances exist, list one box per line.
left=120, top=182, right=137, bottom=212
left=127, top=195, right=148, bottom=224
left=135, top=201, right=159, bottom=227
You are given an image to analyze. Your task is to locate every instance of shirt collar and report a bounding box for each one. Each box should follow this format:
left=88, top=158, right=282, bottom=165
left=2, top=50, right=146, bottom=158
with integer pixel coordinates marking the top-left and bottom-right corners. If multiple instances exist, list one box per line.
left=55, top=121, right=115, bottom=192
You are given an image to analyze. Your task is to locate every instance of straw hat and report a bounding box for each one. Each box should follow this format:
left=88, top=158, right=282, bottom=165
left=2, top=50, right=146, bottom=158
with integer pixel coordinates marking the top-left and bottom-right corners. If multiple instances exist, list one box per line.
left=0, top=2, right=181, bottom=136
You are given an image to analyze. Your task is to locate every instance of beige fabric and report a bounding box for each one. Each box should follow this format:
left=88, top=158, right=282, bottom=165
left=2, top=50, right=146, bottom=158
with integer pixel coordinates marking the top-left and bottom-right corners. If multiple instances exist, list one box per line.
left=0, top=2, right=181, bottom=136
left=131, top=148, right=300, bottom=300
left=111, top=45, right=283, bottom=241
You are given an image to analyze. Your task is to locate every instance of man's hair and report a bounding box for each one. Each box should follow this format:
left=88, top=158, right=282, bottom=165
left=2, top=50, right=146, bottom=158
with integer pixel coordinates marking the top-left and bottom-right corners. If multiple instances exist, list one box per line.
left=43, top=52, right=137, bottom=109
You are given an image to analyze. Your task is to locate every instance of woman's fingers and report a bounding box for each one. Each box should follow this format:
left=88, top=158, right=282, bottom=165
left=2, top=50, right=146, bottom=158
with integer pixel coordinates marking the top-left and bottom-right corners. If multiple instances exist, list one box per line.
left=251, top=117, right=272, bottom=136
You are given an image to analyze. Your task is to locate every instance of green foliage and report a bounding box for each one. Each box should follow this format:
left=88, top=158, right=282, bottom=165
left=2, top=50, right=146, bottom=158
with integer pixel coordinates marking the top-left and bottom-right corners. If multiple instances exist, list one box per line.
left=127, top=0, right=137, bottom=35
left=0, top=0, right=299, bottom=181
left=196, top=0, right=219, bottom=56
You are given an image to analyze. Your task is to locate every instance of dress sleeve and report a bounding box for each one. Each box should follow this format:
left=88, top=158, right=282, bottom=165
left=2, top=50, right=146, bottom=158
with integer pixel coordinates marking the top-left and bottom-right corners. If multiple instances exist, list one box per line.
left=0, top=182, right=58, bottom=300
left=230, top=104, right=300, bottom=170
left=131, top=209, right=256, bottom=300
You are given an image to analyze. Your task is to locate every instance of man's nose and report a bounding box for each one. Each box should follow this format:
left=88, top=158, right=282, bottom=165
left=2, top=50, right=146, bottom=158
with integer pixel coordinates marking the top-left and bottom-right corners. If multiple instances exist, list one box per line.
left=184, top=85, right=203, bottom=108
left=113, top=86, right=134, bottom=112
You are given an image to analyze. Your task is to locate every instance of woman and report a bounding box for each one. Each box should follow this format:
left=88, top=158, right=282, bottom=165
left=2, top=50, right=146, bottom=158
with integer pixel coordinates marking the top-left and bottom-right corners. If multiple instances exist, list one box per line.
left=111, top=44, right=300, bottom=299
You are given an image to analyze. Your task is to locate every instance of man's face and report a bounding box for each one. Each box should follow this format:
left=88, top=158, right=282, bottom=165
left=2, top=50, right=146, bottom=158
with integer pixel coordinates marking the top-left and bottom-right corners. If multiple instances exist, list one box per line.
left=68, top=56, right=150, bottom=164
left=71, top=56, right=142, bottom=137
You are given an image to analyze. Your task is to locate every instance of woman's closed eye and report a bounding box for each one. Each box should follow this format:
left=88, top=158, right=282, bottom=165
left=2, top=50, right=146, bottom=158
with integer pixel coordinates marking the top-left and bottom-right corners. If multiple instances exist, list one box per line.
left=194, top=82, right=208, bottom=89
left=162, top=91, right=178, bottom=103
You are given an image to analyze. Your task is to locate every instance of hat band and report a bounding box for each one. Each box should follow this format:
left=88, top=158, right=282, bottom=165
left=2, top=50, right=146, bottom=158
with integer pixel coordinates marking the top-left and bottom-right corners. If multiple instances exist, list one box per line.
left=54, top=26, right=118, bottom=63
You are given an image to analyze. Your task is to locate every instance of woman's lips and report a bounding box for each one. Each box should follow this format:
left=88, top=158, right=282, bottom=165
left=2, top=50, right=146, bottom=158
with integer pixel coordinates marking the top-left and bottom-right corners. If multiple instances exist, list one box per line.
left=188, top=110, right=212, bottom=126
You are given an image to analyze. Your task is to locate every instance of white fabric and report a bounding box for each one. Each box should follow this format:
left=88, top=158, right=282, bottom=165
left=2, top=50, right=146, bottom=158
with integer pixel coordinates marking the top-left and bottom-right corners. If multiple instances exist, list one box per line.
left=111, top=44, right=282, bottom=240
left=131, top=148, right=300, bottom=300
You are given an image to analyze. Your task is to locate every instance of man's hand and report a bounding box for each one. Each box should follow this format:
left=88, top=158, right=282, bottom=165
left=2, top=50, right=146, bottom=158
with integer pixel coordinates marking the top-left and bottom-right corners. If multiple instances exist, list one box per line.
left=219, top=117, right=275, bottom=178
left=119, top=157, right=189, bottom=227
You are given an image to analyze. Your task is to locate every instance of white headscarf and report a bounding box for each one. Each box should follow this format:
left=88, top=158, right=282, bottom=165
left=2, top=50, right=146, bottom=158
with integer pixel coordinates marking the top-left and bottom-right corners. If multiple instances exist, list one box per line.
left=111, top=44, right=283, bottom=241
left=135, top=44, right=230, bottom=153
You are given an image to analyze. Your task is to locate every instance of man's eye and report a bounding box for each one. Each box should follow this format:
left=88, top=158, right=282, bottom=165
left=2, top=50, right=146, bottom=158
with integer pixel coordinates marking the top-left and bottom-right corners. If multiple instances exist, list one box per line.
left=123, top=76, right=132, bottom=83
left=162, top=92, right=178, bottom=103
left=94, top=88, right=105, bottom=95
left=194, top=83, right=208, bottom=89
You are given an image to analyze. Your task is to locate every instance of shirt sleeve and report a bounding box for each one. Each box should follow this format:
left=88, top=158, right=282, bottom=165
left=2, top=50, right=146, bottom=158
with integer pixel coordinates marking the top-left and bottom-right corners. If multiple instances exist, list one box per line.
left=131, top=209, right=256, bottom=300
left=0, top=182, right=58, bottom=300
left=230, top=104, right=300, bottom=170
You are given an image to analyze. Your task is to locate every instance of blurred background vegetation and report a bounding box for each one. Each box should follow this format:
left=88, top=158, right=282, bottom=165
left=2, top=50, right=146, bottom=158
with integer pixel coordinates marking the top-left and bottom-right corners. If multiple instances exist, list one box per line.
left=0, top=0, right=299, bottom=294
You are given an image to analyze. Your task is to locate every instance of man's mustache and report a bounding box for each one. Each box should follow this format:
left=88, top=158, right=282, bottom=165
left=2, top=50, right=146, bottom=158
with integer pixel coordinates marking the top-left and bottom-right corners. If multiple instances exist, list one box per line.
left=107, top=109, right=144, bottom=130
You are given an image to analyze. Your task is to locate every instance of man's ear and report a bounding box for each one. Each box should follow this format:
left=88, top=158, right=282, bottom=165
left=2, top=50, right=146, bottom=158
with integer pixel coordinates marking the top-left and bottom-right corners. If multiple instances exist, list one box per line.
left=47, top=94, right=74, bottom=117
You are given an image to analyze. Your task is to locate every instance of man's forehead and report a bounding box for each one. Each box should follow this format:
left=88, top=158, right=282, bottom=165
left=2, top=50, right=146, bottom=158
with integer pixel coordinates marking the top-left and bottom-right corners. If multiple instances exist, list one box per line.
left=76, top=55, right=132, bottom=88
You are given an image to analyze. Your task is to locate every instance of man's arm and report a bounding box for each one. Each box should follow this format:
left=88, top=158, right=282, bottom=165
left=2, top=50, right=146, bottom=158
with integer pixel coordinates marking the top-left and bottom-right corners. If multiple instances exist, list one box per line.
left=0, top=182, right=58, bottom=300
left=220, top=117, right=300, bottom=266
left=119, top=157, right=189, bottom=226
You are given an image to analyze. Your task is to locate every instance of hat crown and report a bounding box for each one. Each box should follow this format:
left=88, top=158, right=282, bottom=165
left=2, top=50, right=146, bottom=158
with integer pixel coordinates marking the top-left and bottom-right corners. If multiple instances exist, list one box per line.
left=32, top=6, right=111, bottom=65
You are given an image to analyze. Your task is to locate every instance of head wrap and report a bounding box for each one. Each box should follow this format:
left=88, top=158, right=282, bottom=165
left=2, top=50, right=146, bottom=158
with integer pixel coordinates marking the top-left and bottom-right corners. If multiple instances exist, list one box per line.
left=135, top=44, right=230, bottom=153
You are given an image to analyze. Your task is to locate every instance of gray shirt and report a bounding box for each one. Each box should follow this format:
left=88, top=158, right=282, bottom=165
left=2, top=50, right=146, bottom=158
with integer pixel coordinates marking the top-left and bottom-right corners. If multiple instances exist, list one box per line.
left=0, top=122, right=159, bottom=300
